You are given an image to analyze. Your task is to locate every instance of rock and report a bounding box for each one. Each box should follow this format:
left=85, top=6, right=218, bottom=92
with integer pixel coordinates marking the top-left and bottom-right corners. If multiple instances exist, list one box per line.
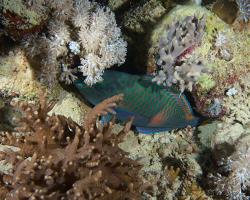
left=212, top=123, right=245, bottom=146
left=108, top=0, right=130, bottom=10
left=212, top=0, right=238, bottom=24
left=49, top=90, right=91, bottom=125
left=0, top=48, right=92, bottom=126
left=0, top=49, right=43, bottom=99
left=123, top=0, right=172, bottom=33
left=198, top=121, right=218, bottom=148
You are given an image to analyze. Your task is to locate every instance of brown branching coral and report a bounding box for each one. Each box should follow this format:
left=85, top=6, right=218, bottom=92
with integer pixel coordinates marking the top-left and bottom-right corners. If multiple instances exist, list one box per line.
left=0, top=94, right=143, bottom=200
left=164, top=166, right=180, bottom=187
left=84, top=93, right=124, bottom=132
left=180, top=181, right=210, bottom=200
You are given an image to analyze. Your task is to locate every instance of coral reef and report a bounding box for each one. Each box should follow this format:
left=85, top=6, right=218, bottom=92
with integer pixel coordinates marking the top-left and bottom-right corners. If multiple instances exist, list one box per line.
left=0, top=1, right=250, bottom=200
left=152, top=15, right=210, bottom=92
left=119, top=125, right=213, bottom=199
left=213, top=74, right=250, bottom=143
left=0, top=94, right=143, bottom=199
left=192, top=0, right=202, bottom=5
left=196, top=74, right=250, bottom=199
left=108, top=0, right=130, bottom=10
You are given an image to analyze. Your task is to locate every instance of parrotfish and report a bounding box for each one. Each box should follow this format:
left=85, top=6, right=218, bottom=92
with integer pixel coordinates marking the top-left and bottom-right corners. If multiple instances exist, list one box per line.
left=74, top=70, right=200, bottom=134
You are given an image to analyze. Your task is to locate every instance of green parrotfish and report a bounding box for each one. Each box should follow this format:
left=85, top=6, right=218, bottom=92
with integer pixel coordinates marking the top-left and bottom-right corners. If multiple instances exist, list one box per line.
left=74, top=70, right=200, bottom=134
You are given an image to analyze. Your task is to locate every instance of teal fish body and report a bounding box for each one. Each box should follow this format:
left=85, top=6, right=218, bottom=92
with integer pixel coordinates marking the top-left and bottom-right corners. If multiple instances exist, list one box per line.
left=74, top=70, right=199, bottom=134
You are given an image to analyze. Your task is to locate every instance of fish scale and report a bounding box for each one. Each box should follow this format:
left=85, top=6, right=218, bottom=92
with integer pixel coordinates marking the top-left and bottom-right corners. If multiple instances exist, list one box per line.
left=74, top=70, right=200, bottom=134
left=126, top=83, right=150, bottom=115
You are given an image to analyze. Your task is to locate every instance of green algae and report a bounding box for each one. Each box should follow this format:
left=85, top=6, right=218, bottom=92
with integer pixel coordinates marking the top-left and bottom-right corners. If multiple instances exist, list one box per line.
left=3, top=0, right=46, bottom=28
left=197, top=74, right=216, bottom=91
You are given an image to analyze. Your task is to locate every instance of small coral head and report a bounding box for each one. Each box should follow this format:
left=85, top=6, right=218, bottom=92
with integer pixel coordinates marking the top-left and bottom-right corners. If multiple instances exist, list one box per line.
left=236, top=0, right=250, bottom=22
left=152, top=15, right=207, bottom=92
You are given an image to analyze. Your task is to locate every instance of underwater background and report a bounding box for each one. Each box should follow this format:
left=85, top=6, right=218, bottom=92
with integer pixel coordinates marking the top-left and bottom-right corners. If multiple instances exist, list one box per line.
left=0, top=0, right=249, bottom=199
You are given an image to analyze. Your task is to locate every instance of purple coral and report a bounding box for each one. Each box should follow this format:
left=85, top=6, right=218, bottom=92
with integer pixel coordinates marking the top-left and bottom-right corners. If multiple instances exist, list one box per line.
left=152, top=16, right=208, bottom=92
left=236, top=0, right=250, bottom=22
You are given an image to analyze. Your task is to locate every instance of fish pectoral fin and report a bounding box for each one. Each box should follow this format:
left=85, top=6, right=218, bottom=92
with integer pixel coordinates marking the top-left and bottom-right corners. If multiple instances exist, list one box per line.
left=136, top=126, right=172, bottom=134
left=100, top=114, right=114, bottom=126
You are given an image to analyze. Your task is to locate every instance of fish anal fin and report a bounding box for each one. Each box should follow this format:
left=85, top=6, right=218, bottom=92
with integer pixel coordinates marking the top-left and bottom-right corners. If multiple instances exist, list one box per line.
left=136, top=126, right=171, bottom=134
left=101, top=114, right=113, bottom=126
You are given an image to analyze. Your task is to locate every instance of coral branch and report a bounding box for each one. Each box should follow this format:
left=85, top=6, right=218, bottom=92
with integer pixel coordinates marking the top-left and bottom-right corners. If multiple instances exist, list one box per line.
left=84, top=94, right=124, bottom=131
left=0, top=94, right=143, bottom=199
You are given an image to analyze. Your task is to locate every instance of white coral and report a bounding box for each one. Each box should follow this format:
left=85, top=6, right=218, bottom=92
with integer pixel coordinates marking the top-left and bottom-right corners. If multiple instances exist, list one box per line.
left=79, top=54, right=104, bottom=85
left=226, top=87, right=238, bottom=96
left=236, top=0, right=250, bottom=22
left=59, top=64, right=78, bottom=85
left=21, top=0, right=127, bottom=87
left=215, top=32, right=227, bottom=48
left=48, top=21, right=70, bottom=57
left=230, top=142, right=250, bottom=192
left=152, top=70, right=168, bottom=86
left=73, top=0, right=127, bottom=85
left=72, top=0, right=93, bottom=29
left=68, top=41, right=80, bottom=55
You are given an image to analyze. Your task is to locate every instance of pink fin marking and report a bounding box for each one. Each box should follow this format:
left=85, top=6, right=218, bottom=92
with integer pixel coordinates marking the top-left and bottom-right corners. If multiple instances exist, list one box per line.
left=180, top=95, right=194, bottom=121
left=173, top=94, right=194, bottom=121
left=148, top=112, right=166, bottom=126
left=185, top=113, right=194, bottom=121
